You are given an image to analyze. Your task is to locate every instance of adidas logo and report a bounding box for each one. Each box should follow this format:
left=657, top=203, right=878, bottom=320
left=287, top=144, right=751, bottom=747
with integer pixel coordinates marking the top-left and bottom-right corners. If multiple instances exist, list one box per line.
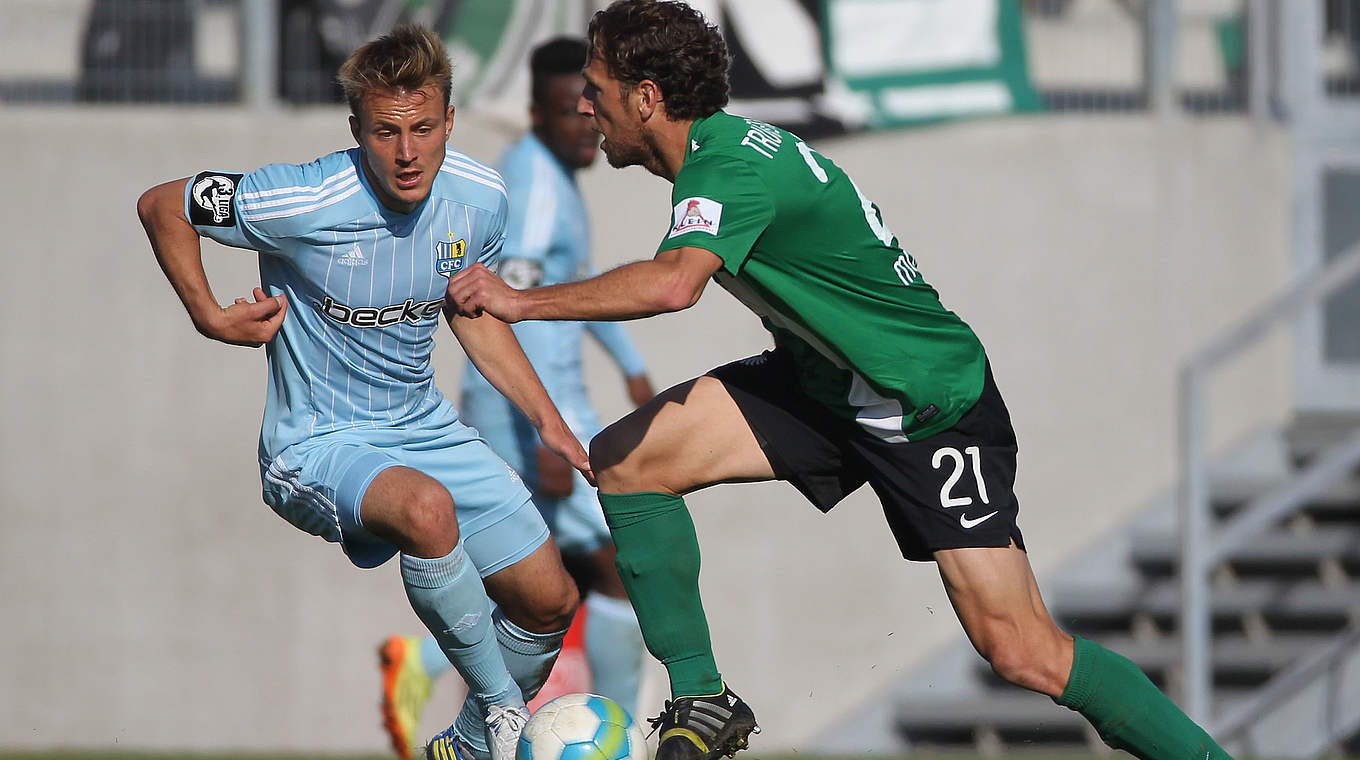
left=337, top=245, right=368, bottom=267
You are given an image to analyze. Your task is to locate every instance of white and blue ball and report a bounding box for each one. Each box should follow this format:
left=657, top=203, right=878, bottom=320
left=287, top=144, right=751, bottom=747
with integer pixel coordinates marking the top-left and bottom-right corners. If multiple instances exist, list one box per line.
left=516, top=693, right=648, bottom=760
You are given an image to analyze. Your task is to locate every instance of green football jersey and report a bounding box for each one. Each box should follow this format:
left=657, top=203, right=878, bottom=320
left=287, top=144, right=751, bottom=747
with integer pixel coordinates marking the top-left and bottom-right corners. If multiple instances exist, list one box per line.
left=658, top=111, right=987, bottom=440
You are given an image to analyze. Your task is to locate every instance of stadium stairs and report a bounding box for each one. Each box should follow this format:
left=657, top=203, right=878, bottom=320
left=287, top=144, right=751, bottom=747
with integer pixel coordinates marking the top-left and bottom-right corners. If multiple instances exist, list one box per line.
left=811, top=413, right=1360, bottom=757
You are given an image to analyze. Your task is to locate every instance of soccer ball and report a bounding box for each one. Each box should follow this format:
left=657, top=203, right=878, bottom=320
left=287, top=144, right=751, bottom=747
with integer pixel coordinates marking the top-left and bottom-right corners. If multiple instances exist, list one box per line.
left=517, top=693, right=648, bottom=760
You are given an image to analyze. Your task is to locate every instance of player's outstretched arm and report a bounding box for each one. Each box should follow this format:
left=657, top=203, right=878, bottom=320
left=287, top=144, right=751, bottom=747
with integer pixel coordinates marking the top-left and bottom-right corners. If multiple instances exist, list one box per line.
left=137, top=179, right=287, bottom=348
left=446, top=246, right=723, bottom=323
left=446, top=310, right=593, bottom=482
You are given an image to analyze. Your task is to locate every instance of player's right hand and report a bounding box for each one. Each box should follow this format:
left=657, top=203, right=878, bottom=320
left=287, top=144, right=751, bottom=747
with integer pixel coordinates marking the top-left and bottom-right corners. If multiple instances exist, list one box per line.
left=446, top=263, right=525, bottom=322
left=538, top=417, right=595, bottom=486
left=199, top=286, right=288, bottom=347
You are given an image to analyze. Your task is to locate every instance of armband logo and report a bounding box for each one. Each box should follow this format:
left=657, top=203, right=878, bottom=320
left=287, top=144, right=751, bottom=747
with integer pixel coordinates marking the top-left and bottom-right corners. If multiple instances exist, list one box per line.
left=498, top=258, right=544, bottom=289
left=668, top=197, right=722, bottom=238
left=189, top=172, right=242, bottom=227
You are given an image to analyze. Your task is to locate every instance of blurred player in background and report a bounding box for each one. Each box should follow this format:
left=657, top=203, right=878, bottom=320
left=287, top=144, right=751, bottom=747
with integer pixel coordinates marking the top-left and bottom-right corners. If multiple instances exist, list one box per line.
left=445, top=3, right=1234, bottom=760
left=379, top=36, right=655, bottom=759
left=137, top=24, right=584, bottom=760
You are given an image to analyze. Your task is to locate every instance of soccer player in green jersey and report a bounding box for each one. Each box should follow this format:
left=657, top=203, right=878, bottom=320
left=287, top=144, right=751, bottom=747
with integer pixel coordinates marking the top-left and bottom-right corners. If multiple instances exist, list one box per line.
left=446, top=3, right=1232, bottom=760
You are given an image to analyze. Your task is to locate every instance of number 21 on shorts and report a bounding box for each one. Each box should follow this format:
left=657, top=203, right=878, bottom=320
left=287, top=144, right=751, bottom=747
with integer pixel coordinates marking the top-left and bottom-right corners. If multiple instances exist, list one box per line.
left=931, top=445, right=989, bottom=508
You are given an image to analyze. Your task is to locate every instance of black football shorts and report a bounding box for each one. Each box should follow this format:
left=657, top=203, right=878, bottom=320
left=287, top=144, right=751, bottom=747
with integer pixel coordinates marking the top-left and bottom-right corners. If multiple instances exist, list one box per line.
left=707, top=349, right=1024, bottom=561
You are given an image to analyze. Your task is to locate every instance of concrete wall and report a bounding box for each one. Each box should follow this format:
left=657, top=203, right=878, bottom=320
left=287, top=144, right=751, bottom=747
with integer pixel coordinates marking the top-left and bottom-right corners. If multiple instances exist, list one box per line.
left=0, top=106, right=1291, bottom=753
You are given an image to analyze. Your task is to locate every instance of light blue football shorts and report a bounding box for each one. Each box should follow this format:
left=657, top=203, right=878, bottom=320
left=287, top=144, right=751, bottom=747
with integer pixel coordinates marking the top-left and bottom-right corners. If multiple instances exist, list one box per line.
left=258, top=400, right=549, bottom=573
left=460, top=389, right=612, bottom=556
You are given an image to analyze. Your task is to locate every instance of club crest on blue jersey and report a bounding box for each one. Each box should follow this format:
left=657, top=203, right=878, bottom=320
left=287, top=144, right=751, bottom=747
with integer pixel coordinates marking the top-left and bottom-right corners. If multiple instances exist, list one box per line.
left=436, top=236, right=467, bottom=276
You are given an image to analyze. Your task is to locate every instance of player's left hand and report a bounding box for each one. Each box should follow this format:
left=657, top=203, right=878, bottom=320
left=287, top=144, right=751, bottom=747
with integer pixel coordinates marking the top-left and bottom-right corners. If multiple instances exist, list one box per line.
left=625, top=374, right=655, bottom=408
left=534, top=443, right=576, bottom=498
left=446, top=263, right=524, bottom=322
left=538, top=416, right=595, bottom=485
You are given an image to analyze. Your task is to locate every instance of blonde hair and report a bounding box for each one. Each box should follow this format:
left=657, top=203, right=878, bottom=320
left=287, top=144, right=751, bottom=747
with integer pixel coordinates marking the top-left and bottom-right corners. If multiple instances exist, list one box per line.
left=337, top=24, right=453, bottom=116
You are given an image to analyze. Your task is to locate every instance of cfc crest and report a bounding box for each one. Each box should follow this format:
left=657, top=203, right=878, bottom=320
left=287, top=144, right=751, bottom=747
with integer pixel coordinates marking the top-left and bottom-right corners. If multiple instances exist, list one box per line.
left=436, top=236, right=467, bottom=276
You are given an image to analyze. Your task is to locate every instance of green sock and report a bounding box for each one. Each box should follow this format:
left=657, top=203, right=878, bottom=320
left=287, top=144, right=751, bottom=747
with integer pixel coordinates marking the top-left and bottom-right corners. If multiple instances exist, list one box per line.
left=1057, top=637, right=1233, bottom=760
left=598, top=491, right=723, bottom=698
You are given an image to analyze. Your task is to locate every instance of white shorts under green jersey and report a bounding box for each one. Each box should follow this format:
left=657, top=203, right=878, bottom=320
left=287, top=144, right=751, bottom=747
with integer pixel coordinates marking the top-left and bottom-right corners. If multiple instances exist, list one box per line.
left=659, top=111, right=987, bottom=441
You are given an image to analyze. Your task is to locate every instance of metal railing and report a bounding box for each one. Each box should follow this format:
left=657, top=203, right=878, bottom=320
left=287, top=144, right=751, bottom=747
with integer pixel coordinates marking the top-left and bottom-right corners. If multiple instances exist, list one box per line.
left=0, top=0, right=1268, bottom=117
left=1020, top=0, right=1251, bottom=115
left=1215, top=624, right=1360, bottom=752
left=0, top=0, right=587, bottom=107
left=1323, top=0, right=1360, bottom=97
left=1178, top=240, right=1360, bottom=725
left=20, top=0, right=1360, bottom=122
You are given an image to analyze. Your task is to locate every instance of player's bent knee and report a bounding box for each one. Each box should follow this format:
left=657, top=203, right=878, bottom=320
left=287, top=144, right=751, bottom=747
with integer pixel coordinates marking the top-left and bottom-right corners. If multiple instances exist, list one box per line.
left=984, top=644, right=1029, bottom=684
left=549, top=582, right=580, bottom=630
left=982, top=638, right=1067, bottom=697
left=589, top=424, right=628, bottom=470
left=590, top=427, right=655, bottom=492
left=517, top=577, right=579, bottom=633
left=398, top=487, right=459, bottom=549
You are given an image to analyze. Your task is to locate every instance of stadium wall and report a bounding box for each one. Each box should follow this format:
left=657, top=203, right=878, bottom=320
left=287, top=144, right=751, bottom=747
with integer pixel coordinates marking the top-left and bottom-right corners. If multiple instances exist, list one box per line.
left=0, top=107, right=1290, bottom=752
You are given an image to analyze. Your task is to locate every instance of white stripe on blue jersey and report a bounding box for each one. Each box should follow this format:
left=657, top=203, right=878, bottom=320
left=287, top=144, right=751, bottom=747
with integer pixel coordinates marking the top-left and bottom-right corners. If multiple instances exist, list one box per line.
left=445, top=150, right=505, bottom=181
left=187, top=146, right=510, bottom=458
left=439, top=164, right=508, bottom=197
left=237, top=168, right=359, bottom=211
left=519, top=149, right=557, bottom=256
left=242, top=180, right=364, bottom=222
left=238, top=166, right=358, bottom=202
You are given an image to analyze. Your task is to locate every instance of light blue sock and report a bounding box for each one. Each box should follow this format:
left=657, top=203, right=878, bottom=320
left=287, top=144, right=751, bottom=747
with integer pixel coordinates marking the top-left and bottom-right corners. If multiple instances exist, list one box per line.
left=454, top=693, right=492, bottom=760
left=419, top=634, right=452, bottom=678
left=454, top=607, right=567, bottom=758
left=584, top=591, right=644, bottom=716
left=400, top=545, right=521, bottom=707
left=492, top=606, right=568, bottom=702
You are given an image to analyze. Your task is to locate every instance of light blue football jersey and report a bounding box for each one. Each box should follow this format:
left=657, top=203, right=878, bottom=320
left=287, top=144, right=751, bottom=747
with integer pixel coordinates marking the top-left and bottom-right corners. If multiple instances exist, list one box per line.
left=461, top=134, right=645, bottom=420
left=186, top=146, right=509, bottom=459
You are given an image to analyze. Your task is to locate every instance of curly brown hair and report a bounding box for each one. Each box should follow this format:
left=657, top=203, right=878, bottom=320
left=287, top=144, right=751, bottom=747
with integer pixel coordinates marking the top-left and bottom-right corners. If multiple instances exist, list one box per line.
left=337, top=24, right=452, bottom=117
left=587, top=0, right=730, bottom=121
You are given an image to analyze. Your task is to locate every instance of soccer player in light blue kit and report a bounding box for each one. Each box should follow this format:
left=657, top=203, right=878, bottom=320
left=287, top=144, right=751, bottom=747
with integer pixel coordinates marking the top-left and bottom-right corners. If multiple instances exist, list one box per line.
left=379, top=38, right=654, bottom=756
left=137, top=25, right=585, bottom=760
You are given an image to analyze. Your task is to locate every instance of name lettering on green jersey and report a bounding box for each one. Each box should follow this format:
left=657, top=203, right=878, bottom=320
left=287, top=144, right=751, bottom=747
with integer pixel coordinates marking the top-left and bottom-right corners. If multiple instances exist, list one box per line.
left=894, top=252, right=922, bottom=285
left=739, top=118, right=783, bottom=159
